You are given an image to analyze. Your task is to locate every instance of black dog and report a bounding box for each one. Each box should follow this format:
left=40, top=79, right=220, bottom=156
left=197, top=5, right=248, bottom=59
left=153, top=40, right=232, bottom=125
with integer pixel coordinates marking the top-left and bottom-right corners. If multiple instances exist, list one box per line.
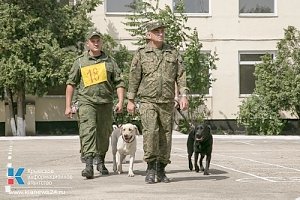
left=187, top=124, right=213, bottom=175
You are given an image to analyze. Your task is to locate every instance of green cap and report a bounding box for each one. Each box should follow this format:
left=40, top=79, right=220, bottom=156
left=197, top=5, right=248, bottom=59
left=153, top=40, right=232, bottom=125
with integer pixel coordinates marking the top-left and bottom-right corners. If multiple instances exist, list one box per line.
left=145, top=21, right=166, bottom=32
left=86, top=30, right=102, bottom=40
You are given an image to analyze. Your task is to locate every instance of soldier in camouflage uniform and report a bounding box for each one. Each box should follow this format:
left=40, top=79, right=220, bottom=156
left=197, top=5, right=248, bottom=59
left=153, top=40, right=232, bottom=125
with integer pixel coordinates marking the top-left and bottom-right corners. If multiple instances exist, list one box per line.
left=65, top=30, right=125, bottom=179
left=127, top=22, right=189, bottom=184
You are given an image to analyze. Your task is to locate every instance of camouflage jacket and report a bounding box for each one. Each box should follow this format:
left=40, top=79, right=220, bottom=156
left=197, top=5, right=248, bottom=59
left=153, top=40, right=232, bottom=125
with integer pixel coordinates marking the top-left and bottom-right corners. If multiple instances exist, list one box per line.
left=66, top=51, right=125, bottom=105
left=127, top=43, right=188, bottom=103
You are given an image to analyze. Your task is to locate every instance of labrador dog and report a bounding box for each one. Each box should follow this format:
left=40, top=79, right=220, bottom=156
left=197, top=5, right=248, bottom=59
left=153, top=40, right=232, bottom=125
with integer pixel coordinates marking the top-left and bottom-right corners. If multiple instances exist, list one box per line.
left=111, top=123, right=140, bottom=177
left=187, top=123, right=213, bottom=175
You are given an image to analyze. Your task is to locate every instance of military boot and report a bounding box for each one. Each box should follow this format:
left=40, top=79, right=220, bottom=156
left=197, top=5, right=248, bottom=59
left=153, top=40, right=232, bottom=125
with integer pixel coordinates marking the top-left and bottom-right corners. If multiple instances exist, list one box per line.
left=156, top=162, right=170, bottom=183
left=81, top=156, right=94, bottom=179
left=145, top=161, right=156, bottom=184
left=97, top=155, right=109, bottom=175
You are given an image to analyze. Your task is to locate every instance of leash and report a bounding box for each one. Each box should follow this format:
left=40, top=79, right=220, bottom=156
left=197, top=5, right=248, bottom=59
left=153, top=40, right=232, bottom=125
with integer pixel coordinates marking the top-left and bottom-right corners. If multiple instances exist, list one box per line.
left=174, top=100, right=194, bottom=130
left=174, top=100, right=189, bottom=123
left=113, top=111, right=123, bottom=127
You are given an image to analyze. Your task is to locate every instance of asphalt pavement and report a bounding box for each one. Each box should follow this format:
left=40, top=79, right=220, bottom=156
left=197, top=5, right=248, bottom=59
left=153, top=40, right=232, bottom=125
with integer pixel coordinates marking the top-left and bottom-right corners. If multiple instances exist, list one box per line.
left=1, top=132, right=300, bottom=200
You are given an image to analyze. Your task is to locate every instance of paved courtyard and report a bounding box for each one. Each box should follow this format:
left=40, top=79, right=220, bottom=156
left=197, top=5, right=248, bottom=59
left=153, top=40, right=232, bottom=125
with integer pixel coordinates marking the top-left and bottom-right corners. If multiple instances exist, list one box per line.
left=1, top=133, right=300, bottom=200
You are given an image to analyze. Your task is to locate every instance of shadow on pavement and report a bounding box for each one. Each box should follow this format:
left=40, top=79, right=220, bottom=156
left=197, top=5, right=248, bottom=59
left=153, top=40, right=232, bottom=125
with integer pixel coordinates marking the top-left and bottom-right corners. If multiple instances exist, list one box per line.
left=171, top=175, right=229, bottom=182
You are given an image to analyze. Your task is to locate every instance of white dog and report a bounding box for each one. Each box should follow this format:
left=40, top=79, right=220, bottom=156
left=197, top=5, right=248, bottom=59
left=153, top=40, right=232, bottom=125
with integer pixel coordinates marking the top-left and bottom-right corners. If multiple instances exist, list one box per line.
left=111, top=123, right=140, bottom=177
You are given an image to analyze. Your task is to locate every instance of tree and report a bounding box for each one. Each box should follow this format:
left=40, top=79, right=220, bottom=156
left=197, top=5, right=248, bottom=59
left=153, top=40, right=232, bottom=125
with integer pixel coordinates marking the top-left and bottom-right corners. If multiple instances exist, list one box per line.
left=123, top=0, right=217, bottom=132
left=184, top=30, right=217, bottom=127
left=238, top=26, right=300, bottom=135
left=124, top=0, right=190, bottom=48
left=238, top=94, right=285, bottom=135
left=0, top=0, right=102, bottom=136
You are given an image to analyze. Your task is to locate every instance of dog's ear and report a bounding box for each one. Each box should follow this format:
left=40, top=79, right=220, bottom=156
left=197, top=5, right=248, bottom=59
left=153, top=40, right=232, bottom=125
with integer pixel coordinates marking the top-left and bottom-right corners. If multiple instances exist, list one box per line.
left=112, top=124, right=118, bottom=130
left=188, top=127, right=196, bottom=137
left=133, top=125, right=140, bottom=135
left=203, top=121, right=210, bottom=127
left=190, top=123, right=195, bottom=129
left=208, top=125, right=211, bottom=131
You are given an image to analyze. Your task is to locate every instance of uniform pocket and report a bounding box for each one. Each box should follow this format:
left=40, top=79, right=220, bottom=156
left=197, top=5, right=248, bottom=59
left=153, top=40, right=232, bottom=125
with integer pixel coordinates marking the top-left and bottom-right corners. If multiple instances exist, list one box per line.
left=141, top=58, right=156, bottom=74
left=164, top=55, right=177, bottom=79
left=165, top=55, right=176, bottom=63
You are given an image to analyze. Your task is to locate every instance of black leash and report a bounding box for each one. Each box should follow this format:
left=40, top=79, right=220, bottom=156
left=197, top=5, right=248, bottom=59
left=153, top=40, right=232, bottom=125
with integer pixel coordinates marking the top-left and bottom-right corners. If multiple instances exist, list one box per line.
left=174, top=100, right=194, bottom=130
left=174, top=100, right=189, bottom=123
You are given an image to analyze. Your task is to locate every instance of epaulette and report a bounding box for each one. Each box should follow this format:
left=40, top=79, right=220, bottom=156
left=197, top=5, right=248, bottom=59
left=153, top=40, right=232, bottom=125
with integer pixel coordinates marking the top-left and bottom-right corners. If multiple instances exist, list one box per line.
left=137, top=46, right=146, bottom=51
left=75, top=54, right=84, bottom=60
left=109, top=56, right=116, bottom=64
left=73, top=54, right=85, bottom=68
left=73, top=54, right=84, bottom=63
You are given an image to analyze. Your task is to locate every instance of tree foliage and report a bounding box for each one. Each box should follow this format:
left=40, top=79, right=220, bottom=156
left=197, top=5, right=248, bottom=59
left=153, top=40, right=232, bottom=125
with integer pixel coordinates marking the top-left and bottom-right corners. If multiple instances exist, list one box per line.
left=238, top=94, right=285, bottom=135
left=184, top=30, right=217, bottom=125
left=0, top=0, right=102, bottom=135
left=238, top=26, right=300, bottom=135
left=124, top=0, right=190, bottom=48
left=0, top=0, right=102, bottom=95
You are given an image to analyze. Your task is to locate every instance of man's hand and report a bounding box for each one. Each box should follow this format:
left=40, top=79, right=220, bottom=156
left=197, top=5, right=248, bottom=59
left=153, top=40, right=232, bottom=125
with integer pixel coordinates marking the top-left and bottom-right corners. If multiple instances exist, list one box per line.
left=65, top=84, right=75, bottom=118
left=115, top=101, right=123, bottom=113
left=179, top=96, right=188, bottom=111
left=65, top=106, right=73, bottom=119
left=127, top=99, right=136, bottom=114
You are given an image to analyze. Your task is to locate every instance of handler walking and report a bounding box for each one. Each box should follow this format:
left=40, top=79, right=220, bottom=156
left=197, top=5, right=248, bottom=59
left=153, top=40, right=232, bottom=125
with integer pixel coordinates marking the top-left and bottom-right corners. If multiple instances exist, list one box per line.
left=127, top=21, right=189, bottom=183
left=65, top=29, right=125, bottom=179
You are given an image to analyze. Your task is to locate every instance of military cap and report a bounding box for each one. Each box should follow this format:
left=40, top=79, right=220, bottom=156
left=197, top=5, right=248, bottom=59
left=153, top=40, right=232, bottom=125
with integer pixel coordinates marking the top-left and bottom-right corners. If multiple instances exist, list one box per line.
left=145, top=21, right=166, bottom=32
left=86, top=30, right=102, bottom=40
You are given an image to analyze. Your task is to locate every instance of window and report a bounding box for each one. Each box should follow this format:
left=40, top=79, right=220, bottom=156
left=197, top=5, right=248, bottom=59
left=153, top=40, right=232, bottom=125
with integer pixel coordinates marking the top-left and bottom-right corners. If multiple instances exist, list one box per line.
left=239, top=52, right=275, bottom=95
left=105, top=0, right=135, bottom=14
left=173, top=0, right=210, bottom=15
left=239, top=0, right=275, bottom=16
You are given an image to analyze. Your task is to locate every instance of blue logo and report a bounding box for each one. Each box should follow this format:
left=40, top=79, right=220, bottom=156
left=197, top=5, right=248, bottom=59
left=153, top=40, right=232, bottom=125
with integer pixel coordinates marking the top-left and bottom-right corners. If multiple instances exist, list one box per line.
left=7, top=167, right=25, bottom=185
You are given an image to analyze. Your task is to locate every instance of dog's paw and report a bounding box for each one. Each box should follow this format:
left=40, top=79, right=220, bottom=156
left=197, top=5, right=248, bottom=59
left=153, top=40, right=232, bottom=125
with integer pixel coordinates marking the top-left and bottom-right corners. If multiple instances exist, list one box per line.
left=128, top=172, right=135, bottom=177
left=117, top=166, right=123, bottom=174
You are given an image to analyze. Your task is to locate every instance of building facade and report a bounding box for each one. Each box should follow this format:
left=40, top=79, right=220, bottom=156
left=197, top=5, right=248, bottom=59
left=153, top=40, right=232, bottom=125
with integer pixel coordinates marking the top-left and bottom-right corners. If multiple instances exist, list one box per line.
left=1, top=0, right=300, bottom=135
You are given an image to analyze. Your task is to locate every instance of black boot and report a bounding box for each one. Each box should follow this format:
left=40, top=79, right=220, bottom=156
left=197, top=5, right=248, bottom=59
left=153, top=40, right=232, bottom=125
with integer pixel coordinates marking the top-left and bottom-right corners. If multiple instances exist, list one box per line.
left=145, top=161, right=156, bottom=184
left=82, top=156, right=94, bottom=179
left=97, top=155, right=109, bottom=175
left=157, top=162, right=170, bottom=183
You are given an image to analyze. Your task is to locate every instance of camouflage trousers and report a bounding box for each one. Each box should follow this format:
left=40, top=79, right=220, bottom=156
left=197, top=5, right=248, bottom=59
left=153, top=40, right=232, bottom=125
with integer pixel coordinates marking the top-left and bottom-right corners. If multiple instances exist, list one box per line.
left=139, top=102, right=174, bottom=165
left=79, top=103, right=113, bottom=158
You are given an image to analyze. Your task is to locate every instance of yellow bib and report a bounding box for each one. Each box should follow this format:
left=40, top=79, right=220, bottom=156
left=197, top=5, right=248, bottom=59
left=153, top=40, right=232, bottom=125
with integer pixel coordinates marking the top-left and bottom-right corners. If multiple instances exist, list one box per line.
left=81, top=63, right=107, bottom=87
